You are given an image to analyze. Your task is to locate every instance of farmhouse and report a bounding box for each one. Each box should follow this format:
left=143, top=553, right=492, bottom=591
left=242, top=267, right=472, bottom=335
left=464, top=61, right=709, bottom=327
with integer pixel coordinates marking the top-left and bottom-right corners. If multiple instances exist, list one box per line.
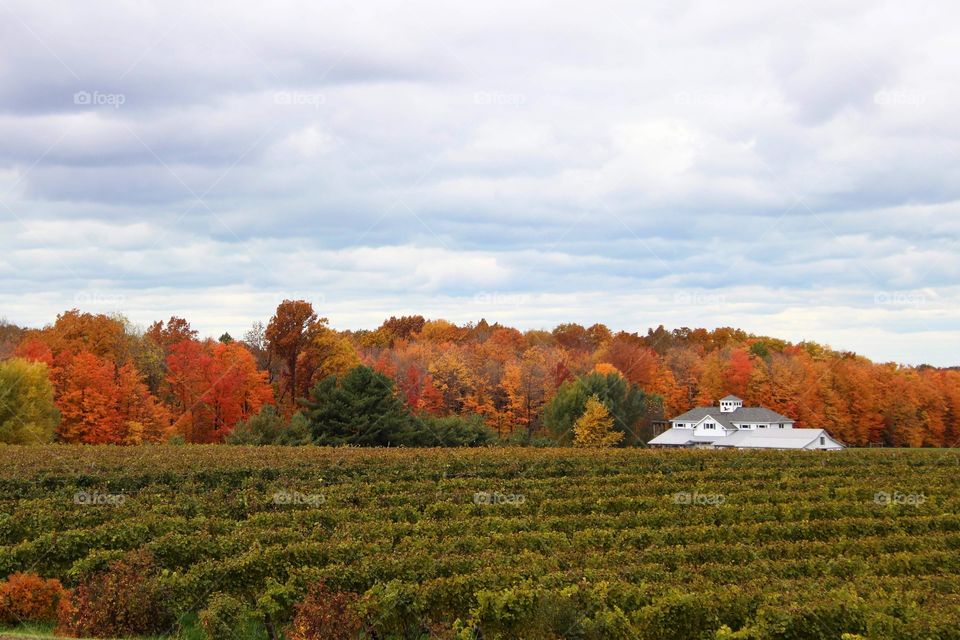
left=648, top=395, right=845, bottom=450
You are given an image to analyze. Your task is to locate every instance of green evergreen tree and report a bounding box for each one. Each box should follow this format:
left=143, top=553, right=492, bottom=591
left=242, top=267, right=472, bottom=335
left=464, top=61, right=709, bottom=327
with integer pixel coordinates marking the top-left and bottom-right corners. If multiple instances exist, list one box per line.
left=301, top=365, right=417, bottom=446
left=543, top=371, right=658, bottom=445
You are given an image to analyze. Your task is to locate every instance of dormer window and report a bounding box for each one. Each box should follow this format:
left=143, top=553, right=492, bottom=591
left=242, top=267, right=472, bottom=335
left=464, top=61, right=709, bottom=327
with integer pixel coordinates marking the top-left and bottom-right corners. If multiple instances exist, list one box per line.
left=719, top=396, right=743, bottom=413
left=704, top=422, right=715, bottom=430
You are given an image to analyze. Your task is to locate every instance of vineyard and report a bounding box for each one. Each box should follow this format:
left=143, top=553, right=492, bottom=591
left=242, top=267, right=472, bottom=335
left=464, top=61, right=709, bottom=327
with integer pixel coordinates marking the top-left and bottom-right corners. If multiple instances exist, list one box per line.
left=1, top=446, right=959, bottom=639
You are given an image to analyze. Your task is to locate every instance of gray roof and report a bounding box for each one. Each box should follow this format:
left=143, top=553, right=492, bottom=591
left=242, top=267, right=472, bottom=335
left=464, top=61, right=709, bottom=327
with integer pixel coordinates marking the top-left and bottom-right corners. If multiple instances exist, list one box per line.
left=727, top=407, right=793, bottom=423
left=670, top=406, right=793, bottom=426
left=669, top=407, right=736, bottom=429
left=647, top=429, right=723, bottom=446
left=720, top=394, right=742, bottom=402
left=712, top=428, right=841, bottom=449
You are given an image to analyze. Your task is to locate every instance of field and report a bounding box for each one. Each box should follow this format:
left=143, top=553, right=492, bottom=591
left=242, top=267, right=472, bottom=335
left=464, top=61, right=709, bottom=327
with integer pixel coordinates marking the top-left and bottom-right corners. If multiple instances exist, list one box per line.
left=1, top=446, right=959, bottom=639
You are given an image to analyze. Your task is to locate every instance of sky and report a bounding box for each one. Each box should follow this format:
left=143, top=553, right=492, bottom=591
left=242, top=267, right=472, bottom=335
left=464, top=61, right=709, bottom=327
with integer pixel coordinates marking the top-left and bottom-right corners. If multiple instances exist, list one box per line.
left=0, top=0, right=958, bottom=366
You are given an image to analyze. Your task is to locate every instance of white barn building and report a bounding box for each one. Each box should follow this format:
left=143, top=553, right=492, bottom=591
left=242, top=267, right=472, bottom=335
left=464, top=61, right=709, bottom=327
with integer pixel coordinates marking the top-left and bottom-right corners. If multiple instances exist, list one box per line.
left=648, top=395, right=845, bottom=450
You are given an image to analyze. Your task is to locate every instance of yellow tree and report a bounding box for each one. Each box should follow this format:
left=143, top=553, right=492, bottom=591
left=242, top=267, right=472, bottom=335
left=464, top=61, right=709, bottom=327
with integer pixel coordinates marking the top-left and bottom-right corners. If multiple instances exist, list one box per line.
left=573, top=395, right=623, bottom=448
left=0, top=358, right=58, bottom=443
left=297, top=326, right=361, bottom=399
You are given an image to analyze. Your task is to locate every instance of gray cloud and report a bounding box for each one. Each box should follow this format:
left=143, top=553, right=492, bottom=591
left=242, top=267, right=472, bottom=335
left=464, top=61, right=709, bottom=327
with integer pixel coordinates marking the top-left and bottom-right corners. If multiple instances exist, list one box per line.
left=1, top=0, right=958, bottom=365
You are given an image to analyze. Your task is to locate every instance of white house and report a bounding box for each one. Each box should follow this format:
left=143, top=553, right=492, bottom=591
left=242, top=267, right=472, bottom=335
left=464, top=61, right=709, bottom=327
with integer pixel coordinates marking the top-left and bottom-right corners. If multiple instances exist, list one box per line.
left=648, top=395, right=845, bottom=450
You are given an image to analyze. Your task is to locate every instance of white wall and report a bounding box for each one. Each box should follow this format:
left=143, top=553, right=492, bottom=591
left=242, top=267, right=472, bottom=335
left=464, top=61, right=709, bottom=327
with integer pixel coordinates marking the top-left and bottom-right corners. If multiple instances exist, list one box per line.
left=692, top=415, right=729, bottom=437
left=803, top=432, right=845, bottom=450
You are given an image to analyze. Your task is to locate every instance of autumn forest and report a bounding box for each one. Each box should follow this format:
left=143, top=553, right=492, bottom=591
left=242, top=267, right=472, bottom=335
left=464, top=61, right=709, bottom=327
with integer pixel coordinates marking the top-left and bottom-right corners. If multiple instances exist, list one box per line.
left=1, top=302, right=958, bottom=448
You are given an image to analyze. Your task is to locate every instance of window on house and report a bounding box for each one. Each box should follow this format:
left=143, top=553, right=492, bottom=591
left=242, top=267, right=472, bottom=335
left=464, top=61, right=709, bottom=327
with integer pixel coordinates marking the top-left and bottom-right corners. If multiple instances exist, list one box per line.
left=778, top=424, right=784, bottom=429
left=704, top=423, right=715, bottom=429
left=758, top=424, right=767, bottom=429
left=820, top=436, right=825, bottom=445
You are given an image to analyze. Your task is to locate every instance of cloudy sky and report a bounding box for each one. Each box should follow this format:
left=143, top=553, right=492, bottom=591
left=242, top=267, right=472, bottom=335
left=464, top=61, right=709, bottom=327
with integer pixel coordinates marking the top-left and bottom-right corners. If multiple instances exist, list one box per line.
left=1, top=0, right=958, bottom=365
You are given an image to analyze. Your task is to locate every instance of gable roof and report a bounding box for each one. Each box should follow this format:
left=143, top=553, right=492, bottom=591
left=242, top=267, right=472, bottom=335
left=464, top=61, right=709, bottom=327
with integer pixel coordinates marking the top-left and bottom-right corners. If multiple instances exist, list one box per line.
left=668, top=407, right=736, bottom=430
left=720, top=394, right=742, bottom=402
left=712, top=428, right=837, bottom=449
left=647, top=429, right=723, bottom=446
left=670, top=406, right=793, bottom=425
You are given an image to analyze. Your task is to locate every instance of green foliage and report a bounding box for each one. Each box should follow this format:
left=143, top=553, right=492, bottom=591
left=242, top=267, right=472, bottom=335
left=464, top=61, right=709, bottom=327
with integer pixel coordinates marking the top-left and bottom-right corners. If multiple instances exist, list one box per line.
left=301, top=365, right=418, bottom=446
left=543, top=372, right=656, bottom=445
left=0, top=358, right=58, bottom=443
left=278, top=412, right=312, bottom=445
left=200, top=592, right=260, bottom=640
left=502, top=430, right=559, bottom=447
left=742, top=590, right=868, bottom=640
left=227, top=406, right=311, bottom=445
left=0, top=448, right=958, bottom=638
left=416, top=414, right=497, bottom=446
left=360, top=579, right=425, bottom=638
left=254, top=577, right=299, bottom=639
left=635, top=591, right=720, bottom=640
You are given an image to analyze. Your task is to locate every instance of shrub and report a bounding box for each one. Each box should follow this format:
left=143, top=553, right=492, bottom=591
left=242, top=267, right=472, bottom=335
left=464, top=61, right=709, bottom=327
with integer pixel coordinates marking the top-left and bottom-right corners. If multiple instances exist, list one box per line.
left=634, top=591, right=721, bottom=640
left=749, top=591, right=867, bottom=640
left=359, top=580, right=425, bottom=638
left=200, top=592, right=255, bottom=640
left=0, top=572, right=67, bottom=624
left=227, top=406, right=310, bottom=445
left=287, top=581, right=362, bottom=640
left=254, top=577, right=300, bottom=640
left=57, top=550, right=175, bottom=637
left=416, top=414, right=497, bottom=447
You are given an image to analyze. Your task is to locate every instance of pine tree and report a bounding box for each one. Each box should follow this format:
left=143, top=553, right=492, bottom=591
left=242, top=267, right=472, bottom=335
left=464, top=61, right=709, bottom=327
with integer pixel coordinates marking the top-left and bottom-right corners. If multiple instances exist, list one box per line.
left=302, top=365, right=417, bottom=446
left=572, top=395, right=623, bottom=447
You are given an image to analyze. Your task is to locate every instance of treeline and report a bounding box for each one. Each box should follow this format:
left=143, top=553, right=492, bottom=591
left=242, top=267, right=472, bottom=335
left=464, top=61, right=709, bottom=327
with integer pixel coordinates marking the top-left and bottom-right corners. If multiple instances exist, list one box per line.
left=0, top=304, right=957, bottom=447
